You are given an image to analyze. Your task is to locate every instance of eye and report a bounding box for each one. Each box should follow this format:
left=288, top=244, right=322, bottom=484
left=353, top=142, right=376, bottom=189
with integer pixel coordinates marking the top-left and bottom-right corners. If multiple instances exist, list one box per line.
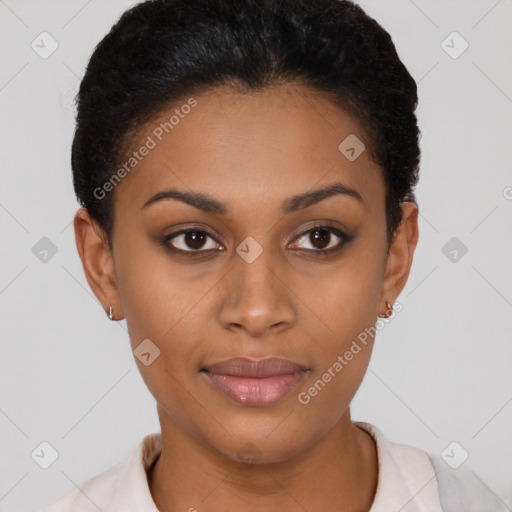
left=162, top=229, right=223, bottom=252
left=162, top=224, right=350, bottom=255
left=289, top=225, right=349, bottom=253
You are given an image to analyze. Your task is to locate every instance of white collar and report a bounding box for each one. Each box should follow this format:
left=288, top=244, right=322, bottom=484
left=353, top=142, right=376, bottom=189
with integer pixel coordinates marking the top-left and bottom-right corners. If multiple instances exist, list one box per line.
left=354, top=421, right=443, bottom=511
left=42, top=422, right=444, bottom=511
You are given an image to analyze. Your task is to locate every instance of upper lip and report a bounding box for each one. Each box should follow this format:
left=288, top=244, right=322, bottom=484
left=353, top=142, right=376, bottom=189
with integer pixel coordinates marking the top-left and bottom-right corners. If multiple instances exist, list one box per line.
left=202, top=357, right=307, bottom=378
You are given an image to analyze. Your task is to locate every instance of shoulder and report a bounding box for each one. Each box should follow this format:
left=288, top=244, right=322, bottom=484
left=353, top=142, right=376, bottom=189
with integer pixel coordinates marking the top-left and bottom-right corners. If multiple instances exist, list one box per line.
left=430, top=454, right=511, bottom=512
left=37, top=462, right=121, bottom=512
left=35, top=432, right=162, bottom=512
left=356, top=421, right=510, bottom=512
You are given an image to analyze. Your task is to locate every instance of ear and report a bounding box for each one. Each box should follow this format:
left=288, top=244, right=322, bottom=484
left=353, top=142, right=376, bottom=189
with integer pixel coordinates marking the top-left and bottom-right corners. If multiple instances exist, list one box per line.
left=380, top=202, right=419, bottom=308
left=73, top=208, right=124, bottom=320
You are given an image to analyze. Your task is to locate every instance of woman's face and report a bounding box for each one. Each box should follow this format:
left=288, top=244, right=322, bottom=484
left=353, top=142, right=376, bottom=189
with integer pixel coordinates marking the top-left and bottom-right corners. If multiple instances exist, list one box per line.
left=75, top=83, right=418, bottom=463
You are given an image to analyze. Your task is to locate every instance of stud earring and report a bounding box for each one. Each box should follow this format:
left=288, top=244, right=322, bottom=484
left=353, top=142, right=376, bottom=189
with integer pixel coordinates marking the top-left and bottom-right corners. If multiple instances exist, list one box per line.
left=378, top=300, right=393, bottom=318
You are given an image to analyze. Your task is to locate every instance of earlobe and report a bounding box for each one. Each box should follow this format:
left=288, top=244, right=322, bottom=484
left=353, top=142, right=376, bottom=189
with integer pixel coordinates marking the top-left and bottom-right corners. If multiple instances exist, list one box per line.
left=379, top=202, right=419, bottom=309
left=73, top=208, right=124, bottom=320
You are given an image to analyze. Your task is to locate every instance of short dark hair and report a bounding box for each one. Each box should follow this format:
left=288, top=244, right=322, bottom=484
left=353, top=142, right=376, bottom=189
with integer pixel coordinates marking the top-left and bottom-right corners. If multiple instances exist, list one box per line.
left=72, top=0, right=420, bottom=250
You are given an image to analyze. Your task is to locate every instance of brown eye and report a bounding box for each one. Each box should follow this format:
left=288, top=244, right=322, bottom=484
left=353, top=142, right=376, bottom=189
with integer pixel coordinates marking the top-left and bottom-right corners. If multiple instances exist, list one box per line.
left=309, top=227, right=331, bottom=250
left=184, top=231, right=206, bottom=250
left=164, top=229, right=222, bottom=252
left=290, top=225, right=349, bottom=253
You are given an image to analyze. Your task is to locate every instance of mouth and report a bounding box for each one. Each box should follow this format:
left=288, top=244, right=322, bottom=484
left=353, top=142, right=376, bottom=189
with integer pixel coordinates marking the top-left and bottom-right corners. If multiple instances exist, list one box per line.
left=201, top=356, right=308, bottom=407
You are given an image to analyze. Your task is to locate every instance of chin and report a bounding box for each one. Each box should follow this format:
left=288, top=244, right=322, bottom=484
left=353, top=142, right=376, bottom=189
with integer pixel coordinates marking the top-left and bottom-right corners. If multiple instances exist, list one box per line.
left=203, top=417, right=315, bottom=466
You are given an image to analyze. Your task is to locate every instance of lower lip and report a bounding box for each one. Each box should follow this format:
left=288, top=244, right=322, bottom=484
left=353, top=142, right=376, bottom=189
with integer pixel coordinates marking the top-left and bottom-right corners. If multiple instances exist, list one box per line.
left=203, top=371, right=306, bottom=406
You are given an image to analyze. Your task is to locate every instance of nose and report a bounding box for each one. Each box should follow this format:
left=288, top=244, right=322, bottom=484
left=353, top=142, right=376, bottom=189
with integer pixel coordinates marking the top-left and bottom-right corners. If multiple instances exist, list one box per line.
left=217, top=244, right=296, bottom=338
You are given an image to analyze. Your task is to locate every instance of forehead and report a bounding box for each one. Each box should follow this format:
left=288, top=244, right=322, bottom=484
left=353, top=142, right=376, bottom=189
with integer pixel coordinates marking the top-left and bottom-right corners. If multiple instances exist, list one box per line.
left=113, top=83, right=385, bottom=216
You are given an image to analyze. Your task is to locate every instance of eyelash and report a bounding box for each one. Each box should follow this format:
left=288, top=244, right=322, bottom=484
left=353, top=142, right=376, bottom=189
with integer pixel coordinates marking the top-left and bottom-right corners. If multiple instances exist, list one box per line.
left=160, top=225, right=351, bottom=257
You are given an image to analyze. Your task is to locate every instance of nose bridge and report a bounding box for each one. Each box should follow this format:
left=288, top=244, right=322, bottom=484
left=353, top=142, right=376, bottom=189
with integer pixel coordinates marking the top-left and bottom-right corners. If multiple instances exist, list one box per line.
left=236, top=244, right=281, bottom=297
left=218, top=237, right=295, bottom=336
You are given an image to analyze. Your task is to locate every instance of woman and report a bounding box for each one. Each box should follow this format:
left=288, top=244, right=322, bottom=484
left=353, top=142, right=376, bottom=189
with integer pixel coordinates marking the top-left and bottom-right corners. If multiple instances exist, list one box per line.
left=38, top=0, right=507, bottom=510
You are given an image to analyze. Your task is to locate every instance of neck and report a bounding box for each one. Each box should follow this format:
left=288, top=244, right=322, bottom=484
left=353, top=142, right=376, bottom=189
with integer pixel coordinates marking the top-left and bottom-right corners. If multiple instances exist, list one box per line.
left=148, top=408, right=378, bottom=512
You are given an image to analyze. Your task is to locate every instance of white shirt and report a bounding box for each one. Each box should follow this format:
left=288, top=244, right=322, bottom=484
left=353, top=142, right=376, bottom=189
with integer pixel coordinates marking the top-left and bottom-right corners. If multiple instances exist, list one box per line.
left=37, top=421, right=509, bottom=511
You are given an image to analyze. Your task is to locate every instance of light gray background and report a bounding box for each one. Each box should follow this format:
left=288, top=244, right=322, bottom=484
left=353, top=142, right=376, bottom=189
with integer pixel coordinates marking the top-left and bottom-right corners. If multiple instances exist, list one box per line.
left=1, top=1, right=511, bottom=511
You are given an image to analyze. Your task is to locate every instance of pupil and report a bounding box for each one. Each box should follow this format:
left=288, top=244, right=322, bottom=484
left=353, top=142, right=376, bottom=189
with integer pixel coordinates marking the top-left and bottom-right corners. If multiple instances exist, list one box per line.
left=185, top=231, right=206, bottom=250
left=311, top=228, right=330, bottom=249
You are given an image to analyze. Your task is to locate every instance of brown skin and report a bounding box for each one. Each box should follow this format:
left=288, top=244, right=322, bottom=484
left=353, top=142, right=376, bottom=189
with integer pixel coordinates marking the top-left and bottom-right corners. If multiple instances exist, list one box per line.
left=74, top=83, right=418, bottom=511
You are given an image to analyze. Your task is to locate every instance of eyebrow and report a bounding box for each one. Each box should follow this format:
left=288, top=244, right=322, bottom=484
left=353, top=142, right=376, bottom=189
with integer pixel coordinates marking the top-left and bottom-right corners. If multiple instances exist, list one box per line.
left=140, top=181, right=363, bottom=215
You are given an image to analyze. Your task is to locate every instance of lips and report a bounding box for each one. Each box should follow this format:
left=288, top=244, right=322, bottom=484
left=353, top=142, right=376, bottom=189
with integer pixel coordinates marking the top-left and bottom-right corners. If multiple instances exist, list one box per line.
left=202, top=357, right=308, bottom=406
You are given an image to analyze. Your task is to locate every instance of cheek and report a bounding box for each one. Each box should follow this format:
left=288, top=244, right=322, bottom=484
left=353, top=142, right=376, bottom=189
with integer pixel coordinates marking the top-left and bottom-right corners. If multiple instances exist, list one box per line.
left=298, top=249, right=385, bottom=345
left=112, top=232, right=215, bottom=384
left=294, top=265, right=380, bottom=427
left=292, top=240, right=386, bottom=404
left=114, top=232, right=201, bottom=341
